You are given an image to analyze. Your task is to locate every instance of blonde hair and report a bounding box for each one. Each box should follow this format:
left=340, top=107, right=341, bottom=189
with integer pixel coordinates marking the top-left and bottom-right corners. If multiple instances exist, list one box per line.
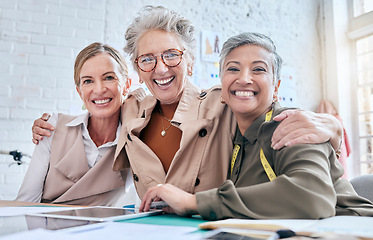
left=74, top=42, right=129, bottom=88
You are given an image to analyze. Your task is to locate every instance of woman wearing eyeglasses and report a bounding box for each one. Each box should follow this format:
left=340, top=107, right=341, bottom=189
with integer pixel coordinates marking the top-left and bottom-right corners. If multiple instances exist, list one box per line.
left=139, top=32, right=373, bottom=219
left=112, top=5, right=345, bottom=198
left=32, top=6, right=344, bottom=200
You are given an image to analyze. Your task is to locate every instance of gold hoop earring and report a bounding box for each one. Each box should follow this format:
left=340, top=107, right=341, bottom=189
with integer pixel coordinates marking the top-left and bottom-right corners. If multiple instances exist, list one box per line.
left=188, top=71, right=193, bottom=76
left=139, top=79, right=143, bottom=84
left=121, top=92, right=127, bottom=103
left=220, top=96, right=225, bottom=104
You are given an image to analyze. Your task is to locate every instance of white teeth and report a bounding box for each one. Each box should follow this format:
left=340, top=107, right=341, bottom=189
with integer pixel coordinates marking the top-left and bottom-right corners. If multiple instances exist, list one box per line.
left=94, top=99, right=110, bottom=104
left=155, top=77, right=173, bottom=85
left=235, top=91, right=254, bottom=97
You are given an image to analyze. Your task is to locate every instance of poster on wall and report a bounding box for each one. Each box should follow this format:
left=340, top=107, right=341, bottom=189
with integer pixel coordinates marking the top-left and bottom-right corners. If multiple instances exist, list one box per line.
left=278, top=66, right=298, bottom=108
left=198, top=63, right=220, bottom=90
left=201, top=30, right=222, bottom=62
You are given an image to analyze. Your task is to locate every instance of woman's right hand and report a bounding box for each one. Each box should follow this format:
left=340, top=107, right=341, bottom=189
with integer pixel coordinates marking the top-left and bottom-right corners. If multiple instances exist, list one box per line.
left=32, top=113, right=54, bottom=144
left=139, top=183, right=198, bottom=216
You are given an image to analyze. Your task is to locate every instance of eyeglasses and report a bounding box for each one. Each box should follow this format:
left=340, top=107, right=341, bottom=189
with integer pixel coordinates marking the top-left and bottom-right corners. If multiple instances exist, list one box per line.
left=134, top=49, right=184, bottom=72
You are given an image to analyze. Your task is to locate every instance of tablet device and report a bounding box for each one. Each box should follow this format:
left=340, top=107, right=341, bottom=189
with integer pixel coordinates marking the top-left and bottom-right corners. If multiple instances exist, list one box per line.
left=27, top=206, right=163, bottom=222
left=150, top=201, right=169, bottom=209
left=0, top=215, right=101, bottom=237
left=25, top=215, right=101, bottom=230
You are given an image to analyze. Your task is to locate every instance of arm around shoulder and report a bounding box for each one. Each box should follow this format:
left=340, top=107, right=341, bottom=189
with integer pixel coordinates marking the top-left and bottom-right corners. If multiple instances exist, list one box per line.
left=272, top=110, right=343, bottom=151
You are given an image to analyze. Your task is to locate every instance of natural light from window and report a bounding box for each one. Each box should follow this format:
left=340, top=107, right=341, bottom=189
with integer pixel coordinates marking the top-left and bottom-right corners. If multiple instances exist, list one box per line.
left=354, top=0, right=373, bottom=17
left=356, top=34, right=373, bottom=174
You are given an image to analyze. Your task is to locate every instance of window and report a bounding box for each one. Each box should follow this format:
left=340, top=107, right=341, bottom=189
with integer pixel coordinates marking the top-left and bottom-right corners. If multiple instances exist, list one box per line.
left=353, top=0, right=373, bottom=17
left=351, top=0, right=373, bottom=175
left=356, top=35, right=373, bottom=174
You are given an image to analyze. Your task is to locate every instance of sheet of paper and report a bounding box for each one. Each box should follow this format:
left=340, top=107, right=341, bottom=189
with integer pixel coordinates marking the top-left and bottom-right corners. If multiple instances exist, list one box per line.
left=0, top=228, right=71, bottom=240
left=199, top=218, right=317, bottom=231
left=305, top=216, right=373, bottom=238
left=63, top=222, right=201, bottom=240
left=0, top=207, right=78, bottom=217
left=200, top=216, right=373, bottom=238
left=0, top=221, right=200, bottom=240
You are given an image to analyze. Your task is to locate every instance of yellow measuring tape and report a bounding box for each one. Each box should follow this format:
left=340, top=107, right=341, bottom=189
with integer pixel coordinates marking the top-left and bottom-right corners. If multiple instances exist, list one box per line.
left=230, top=110, right=277, bottom=181
left=230, top=144, right=240, bottom=176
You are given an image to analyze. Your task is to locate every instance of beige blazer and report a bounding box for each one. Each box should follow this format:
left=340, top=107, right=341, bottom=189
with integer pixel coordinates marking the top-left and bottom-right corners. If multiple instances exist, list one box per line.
left=42, top=113, right=125, bottom=206
left=113, top=81, right=237, bottom=198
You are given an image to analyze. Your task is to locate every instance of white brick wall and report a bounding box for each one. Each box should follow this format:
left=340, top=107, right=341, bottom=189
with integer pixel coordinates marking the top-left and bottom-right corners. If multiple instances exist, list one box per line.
left=0, top=0, right=323, bottom=200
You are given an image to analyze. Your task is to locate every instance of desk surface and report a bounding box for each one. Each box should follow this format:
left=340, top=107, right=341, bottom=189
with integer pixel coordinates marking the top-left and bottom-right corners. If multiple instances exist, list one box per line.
left=120, top=213, right=207, bottom=228
left=0, top=200, right=209, bottom=238
left=0, top=200, right=207, bottom=227
left=1, top=200, right=372, bottom=240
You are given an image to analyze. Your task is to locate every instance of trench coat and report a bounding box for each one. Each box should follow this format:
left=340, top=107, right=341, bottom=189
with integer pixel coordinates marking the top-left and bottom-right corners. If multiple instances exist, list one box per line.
left=113, top=80, right=236, bottom=198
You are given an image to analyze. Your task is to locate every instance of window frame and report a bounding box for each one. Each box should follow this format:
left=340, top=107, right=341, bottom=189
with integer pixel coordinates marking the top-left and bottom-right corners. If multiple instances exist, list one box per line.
left=348, top=4, right=373, bottom=176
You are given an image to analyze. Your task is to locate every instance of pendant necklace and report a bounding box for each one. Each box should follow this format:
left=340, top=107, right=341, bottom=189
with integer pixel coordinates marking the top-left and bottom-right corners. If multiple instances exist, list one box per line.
left=159, top=107, right=172, bottom=137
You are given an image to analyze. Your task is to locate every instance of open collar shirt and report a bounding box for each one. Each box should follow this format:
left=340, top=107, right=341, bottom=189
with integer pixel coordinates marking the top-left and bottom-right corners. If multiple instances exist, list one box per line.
left=16, top=112, right=128, bottom=203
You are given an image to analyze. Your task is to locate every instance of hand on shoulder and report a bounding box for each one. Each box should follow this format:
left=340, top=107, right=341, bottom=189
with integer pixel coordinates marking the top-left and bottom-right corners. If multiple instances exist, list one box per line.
left=271, top=109, right=342, bottom=151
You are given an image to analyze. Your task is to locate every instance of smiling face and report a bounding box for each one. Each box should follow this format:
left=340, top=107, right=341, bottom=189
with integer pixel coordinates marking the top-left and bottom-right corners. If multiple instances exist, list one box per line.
left=221, top=44, right=279, bottom=130
left=76, top=53, right=125, bottom=120
left=136, top=29, right=191, bottom=104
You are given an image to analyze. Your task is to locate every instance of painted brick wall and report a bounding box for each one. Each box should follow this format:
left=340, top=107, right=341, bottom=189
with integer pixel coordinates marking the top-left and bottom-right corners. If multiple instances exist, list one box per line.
left=0, top=0, right=322, bottom=200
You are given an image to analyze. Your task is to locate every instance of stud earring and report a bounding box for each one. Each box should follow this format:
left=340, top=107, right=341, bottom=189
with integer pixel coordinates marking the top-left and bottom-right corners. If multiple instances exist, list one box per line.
left=220, top=96, right=225, bottom=104
left=139, top=79, right=143, bottom=84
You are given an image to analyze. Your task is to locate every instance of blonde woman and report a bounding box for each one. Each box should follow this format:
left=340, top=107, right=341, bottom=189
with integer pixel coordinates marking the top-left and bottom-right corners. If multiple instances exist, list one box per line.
left=17, top=43, right=133, bottom=206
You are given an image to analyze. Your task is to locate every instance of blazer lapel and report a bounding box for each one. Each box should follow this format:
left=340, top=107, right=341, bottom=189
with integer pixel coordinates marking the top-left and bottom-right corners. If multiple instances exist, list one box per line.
left=54, top=135, right=89, bottom=182
left=53, top=147, right=124, bottom=203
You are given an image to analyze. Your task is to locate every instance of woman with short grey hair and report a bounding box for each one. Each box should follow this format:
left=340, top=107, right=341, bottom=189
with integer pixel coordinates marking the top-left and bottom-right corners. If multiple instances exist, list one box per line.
left=219, top=32, right=282, bottom=82
left=32, top=6, right=344, bottom=203
left=124, top=5, right=196, bottom=69
left=140, top=32, right=373, bottom=220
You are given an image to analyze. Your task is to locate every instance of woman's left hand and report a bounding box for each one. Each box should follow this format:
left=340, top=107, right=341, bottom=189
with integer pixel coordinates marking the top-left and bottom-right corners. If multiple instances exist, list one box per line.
left=271, top=110, right=342, bottom=151
left=139, top=183, right=198, bottom=216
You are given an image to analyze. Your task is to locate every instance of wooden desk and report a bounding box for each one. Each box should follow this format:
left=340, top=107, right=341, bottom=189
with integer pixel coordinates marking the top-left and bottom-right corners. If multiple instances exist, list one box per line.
left=0, top=200, right=85, bottom=208
left=0, top=200, right=34, bottom=207
left=0, top=200, right=53, bottom=207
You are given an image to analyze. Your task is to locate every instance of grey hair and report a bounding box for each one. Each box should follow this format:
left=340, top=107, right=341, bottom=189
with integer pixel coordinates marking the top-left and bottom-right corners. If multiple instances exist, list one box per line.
left=124, top=5, right=196, bottom=72
left=219, top=32, right=283, bottom=83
